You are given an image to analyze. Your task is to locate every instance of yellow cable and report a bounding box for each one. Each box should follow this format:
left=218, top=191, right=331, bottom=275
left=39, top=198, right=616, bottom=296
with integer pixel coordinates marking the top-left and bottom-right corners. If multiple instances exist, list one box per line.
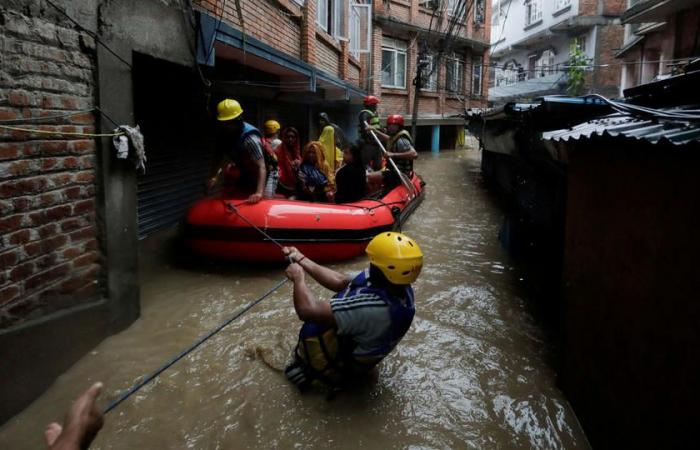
left=0, top=124, right=124, bottom=137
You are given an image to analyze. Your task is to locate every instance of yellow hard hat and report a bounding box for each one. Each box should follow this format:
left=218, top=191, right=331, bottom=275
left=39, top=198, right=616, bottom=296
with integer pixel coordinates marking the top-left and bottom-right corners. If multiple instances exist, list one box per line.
left=366, top=232, right=423, bottom=285
left=264, top=120, right=281, bottom=133
left=217, top=99, right=243, bottom=121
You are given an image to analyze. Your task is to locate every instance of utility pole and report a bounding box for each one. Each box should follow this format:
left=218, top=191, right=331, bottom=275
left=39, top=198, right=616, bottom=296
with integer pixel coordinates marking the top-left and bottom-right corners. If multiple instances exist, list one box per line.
left=411, top=41, right=430, bottom=141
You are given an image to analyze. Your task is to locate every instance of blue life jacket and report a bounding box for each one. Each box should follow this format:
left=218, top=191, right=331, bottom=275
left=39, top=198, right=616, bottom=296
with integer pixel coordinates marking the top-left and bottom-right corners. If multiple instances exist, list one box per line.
left=233, top=122, right=261, bottom=157
left=293, top=270, right=415, bottom=385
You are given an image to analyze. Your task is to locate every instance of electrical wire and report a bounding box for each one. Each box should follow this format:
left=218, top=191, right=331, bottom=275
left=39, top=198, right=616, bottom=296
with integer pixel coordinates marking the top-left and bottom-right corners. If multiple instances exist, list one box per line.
left=0, top=109, right=95, bottom=124
left=0, top=125, right=124, bottom=137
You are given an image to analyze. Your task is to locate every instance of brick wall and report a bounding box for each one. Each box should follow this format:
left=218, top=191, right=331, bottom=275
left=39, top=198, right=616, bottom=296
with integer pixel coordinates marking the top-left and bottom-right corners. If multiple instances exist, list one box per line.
left=198, top=0, right=302, bottom=59
left=0, top=7, right=102, bottom=327
left=316, top=33, right=341, bottom=77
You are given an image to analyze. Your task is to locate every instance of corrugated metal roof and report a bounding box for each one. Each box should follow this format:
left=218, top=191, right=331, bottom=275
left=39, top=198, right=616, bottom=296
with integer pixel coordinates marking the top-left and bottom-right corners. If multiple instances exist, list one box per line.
left=542, top=112, right=700, bottom=146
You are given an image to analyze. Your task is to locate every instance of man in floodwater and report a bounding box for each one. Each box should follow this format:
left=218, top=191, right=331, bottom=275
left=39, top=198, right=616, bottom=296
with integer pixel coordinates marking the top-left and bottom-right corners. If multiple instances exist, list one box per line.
left=283, top=232, right=423, bottom=390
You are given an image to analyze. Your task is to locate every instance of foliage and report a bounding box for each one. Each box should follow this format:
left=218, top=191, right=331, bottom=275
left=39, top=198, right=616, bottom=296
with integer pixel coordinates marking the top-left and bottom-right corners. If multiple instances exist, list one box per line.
left=567, top=40, right=587, bottom=96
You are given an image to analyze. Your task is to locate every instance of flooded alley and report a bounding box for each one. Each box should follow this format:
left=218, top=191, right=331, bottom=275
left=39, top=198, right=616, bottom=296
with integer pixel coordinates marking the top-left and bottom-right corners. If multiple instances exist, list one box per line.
left=0, top=149, right=588, bottom=449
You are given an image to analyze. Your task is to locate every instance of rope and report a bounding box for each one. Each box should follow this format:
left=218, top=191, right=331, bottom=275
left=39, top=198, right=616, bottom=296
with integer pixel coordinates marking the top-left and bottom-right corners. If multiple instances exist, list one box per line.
left=0, top=109, right=96, bottom=124
left=222, top=201, right=285, bottom=250
left=103, top=276, right=289, bottom=414
left=0, top=125, right=124, bottom=137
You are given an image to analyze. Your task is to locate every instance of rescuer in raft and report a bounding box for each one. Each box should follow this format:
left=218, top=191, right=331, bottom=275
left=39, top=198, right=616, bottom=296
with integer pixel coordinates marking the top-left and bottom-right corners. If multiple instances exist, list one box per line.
left=283, top=232, right=423, bottom=390
left=208, top=99, right=279, bottom=204
left=358, top=95, right=386, bottom=170
left=367, top=113, right=418, bottom=192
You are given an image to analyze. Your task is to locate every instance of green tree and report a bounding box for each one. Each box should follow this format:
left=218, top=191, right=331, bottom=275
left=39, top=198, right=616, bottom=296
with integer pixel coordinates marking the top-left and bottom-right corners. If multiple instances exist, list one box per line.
left=567, top=40, right=587, bottom=96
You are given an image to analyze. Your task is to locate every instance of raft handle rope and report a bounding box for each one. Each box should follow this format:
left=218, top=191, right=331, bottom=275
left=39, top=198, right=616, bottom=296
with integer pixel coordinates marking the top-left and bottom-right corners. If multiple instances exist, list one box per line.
left=222, top=201, right=285, bottom=250
left=103, top=276, right=289, bottom=414
left=364, top=121, right=418, bottom=199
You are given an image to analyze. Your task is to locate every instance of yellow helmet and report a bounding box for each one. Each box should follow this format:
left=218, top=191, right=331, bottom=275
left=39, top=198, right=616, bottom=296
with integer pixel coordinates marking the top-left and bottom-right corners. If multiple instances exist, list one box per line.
left=217, top=99, right=243, bottom=121
left=366, top=232, right=423, bottom=285
left=264, top=120, right=281, bottom=133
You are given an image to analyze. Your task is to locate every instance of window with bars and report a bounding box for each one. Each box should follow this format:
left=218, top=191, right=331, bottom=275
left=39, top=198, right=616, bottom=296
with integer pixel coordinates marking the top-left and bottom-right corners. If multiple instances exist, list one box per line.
left=381, top=37, right=407, bottom=89
left=422, top=54, right=438, bottom=91
left=472, top=56, right=483, bottom=96
left=525, top=0, right=542, bottom=27
left=446, top=55, right=464, bottom=94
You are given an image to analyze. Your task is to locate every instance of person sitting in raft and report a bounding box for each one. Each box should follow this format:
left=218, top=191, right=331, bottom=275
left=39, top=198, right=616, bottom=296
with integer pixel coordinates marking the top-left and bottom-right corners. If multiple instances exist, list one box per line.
left=367, top=114, right=417, bottom=192
left=208, top=99, right=279, bottom=203
left=283, top=232, right=423, bottom=390
left=297, top=141, right=334, bottom=203
left=276, top=127, right=302, bottom=198
left=334, top=142, right=367, bottom=204
left=318, top=112, right=346, bottom=172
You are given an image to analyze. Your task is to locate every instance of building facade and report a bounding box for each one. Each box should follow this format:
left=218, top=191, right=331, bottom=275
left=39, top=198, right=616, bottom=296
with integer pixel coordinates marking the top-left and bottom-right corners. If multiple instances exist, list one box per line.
left=371, top=0, right=491, bottom=151
left=489, top=0, right=624, bottom=104
left=616, top=0, right=700, bottom=95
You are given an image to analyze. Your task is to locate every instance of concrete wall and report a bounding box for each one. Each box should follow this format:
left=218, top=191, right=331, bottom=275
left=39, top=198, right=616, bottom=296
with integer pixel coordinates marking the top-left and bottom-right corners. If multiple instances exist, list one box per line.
left=561, top=141, right=700, bottom=448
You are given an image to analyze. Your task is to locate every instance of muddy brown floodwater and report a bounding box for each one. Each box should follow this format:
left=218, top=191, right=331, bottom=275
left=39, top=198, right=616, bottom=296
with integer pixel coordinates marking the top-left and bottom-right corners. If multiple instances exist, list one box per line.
left=0, top=148, right=589, bottom=449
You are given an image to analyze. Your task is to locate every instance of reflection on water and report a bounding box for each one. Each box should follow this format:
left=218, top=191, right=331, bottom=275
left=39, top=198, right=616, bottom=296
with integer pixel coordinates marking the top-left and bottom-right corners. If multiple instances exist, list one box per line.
left=0, top=149, right=588, bottom=449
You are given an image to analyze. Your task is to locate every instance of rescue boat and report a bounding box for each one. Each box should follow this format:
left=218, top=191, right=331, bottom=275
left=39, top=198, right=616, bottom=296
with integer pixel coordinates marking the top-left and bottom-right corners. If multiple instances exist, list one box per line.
left=184, top=173, right=425, bottom=263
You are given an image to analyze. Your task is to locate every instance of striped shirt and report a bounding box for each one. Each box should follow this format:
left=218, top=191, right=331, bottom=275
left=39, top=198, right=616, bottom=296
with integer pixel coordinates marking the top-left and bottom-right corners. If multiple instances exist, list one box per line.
left=330, top=274, right=392, bottom=357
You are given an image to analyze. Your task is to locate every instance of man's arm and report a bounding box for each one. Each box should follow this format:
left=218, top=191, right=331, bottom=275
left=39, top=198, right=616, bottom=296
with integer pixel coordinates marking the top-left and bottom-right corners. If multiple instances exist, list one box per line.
left=285, top=263, right=336, bottom=325
left=45, top=383, right=104, bottom=450
left=283, top=247, right=351, bottom=292
left=244, top=135, right=267, bottom=203
left=387, top=138, right=418, bottom=160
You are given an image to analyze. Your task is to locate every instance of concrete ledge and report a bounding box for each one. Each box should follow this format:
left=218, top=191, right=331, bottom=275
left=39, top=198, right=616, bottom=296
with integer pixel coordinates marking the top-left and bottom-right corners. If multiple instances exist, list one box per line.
left=0, top=299, right=118, bottom=424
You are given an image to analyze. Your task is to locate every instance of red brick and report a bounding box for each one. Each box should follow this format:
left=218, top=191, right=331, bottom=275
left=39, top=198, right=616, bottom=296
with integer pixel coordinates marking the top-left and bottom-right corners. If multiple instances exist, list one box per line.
left=38, top=223, right=58, bottom=239
left=73, top=199, right=94, bottom=215
left=39, top=191, right=61, bottom=208
left=64, top=156, right=79, bottom=169
left=0, top=214, right=24, bottom=234
left=69, top=113, right=94, bottom=125
left=84, top=238, right=98, bottom=251
left=7, top=229, right=31, bottom=246
left=8, top=90, right=30, bottom=107
left=0, top=109, right=20, bottom=121
left=23, top=242, right=43, bottom=259
left=75, top=171, right=94, bottom=184
left=0, top=143, right=22, bottom=160
left=0, top=177, right=48, bottom=196
left=10, top=261, right=35, bottom=282
left=69, top=226, right=96, bottom=243
left=70, top=140, right=95, bottom=153
left=44, top=234, right=68, bottom=252
left=64, top=186, right=83, bottom=199
left=0, top=285, right=21, bottom=305
left=0, top=249, right=19, bottom=269
left=24, top=263, right=70, bottom=292
left=46, top=205, right=71, bottom=221
left=49, top=173, right=72, bottom=189
left=73, top=251, right=97, bottom=268
left=42, top=158, right=59, bottom=170
left=6, top=194, right=33, bottom=213
left=62, top=246, right=82, bottom=260
left=39, top=141, right=69, bottom=155
left=73, top=281, right=97, bottom=301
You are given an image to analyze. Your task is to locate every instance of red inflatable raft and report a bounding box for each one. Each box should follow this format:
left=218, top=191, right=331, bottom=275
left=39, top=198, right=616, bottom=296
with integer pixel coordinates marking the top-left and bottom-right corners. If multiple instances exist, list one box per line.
left=184, top=173, right=425, bottom=263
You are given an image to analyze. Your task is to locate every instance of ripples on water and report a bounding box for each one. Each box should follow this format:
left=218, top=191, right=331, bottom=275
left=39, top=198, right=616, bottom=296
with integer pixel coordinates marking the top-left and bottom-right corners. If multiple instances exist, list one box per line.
left=0, top=149, right=588, bottom=449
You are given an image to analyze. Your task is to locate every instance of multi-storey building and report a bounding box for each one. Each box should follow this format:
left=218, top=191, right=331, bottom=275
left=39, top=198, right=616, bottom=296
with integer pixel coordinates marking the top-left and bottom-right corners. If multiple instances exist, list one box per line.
left=489, top=0, right=624, bottom=104
left=371, top=0, right=491, bottom=150
left=616, top=0, right=700, bottom=95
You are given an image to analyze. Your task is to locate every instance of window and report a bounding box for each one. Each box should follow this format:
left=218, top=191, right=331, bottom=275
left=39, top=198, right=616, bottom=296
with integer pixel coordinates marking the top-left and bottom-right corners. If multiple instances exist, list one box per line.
left=317, top=0, right=350, bottom=40
left=527, top=54, right=537, bottom=79
left=555, top=0, right=571, bottom=11
left=317, top=0, right=329, bottom=32
left=537, top=49, right=555, bottom=76
left=422, top=54, right=438, bottom=91
left=496, top=61, right=518, bottom=86
left=446, top=54, right=464, bottom=94
left=474, top=0, right=485, bottom=24
left=524, top=0, right=542, bottom=27
left=349, top=1, right=372, bottom=57
left=575, top=35, right=586, bottom=53
left=472, top=56, right=483, bottom=96
left=381, top=37, right=407, bottom=89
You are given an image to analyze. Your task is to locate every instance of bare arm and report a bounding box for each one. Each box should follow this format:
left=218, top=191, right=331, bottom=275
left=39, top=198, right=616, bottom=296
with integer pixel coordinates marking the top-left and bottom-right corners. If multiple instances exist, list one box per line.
left=388, top=148, right=418, bottom=160
left=283, top=247, right=351, bottom=292
left=285, top=264, right=336, bottom=325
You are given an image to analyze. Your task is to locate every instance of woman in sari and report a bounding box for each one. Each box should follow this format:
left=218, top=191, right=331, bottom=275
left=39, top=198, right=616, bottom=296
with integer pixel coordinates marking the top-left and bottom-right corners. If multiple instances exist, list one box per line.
left=297, top=141, right=335, bottom=202
left=276, top=127, right=302, bottom=197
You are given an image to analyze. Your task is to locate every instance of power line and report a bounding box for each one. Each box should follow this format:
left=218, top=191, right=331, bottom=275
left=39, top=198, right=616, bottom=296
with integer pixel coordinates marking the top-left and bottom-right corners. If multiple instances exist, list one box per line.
left=45, top=0, right=132, bottom=69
